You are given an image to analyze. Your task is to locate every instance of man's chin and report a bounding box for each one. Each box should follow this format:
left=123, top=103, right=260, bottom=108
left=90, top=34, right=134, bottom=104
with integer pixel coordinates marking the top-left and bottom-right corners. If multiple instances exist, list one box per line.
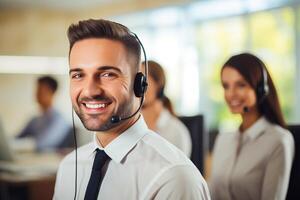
left=84, top=126, right=107, bottom=132
left=80, top=117, right=116, bottom=131
left=74, top=111, right=108, bottom=130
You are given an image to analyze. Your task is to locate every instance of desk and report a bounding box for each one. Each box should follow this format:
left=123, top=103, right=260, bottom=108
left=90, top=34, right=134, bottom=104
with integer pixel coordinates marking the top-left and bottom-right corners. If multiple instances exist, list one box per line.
left=0, top=173, right=56, bottom=200
left=0, top=152, right=63, bottom=200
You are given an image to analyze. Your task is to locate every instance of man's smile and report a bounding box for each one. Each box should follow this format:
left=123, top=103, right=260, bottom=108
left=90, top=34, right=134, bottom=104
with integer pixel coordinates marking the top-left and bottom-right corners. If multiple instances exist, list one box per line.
left=80, top=101, right=113, bottom=114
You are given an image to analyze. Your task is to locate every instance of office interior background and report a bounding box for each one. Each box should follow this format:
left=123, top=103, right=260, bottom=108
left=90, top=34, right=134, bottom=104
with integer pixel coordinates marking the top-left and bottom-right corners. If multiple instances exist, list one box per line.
left=0, top=0, right=300, bottom=143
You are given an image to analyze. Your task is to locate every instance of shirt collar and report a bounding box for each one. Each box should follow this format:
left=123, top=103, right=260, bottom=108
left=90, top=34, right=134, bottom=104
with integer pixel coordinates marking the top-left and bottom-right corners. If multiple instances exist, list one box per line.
left=91, top=116, right=149, bottom=163
left=237, top=116, right=270, bottom=143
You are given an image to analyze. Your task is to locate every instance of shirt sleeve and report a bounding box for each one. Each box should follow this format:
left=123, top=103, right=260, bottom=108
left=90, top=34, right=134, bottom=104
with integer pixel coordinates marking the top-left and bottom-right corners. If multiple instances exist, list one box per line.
left=261, top=134, right=294, bottom=200
left=53, top=155, right=76, bottom=200
left=176, top=123, right=192, bottom=158
left=17, top=118, right=35, bottom=138
left=53, top=162, right=62, bottom=200
left=145, top=165, right=211, bottom=200
left=167, top=117, right=192, bottom=158
left=36, top=115, right=71, bottom=151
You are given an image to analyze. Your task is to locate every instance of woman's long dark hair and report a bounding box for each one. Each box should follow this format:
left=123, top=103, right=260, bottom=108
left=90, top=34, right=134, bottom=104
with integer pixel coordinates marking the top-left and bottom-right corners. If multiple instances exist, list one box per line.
left=221, top=53, right=286, bottom=128
left=143, top=60, right=176, bottom=116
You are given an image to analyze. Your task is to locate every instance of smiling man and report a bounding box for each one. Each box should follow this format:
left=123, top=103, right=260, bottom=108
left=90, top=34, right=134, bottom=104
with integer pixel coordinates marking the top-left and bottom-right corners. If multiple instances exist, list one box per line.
left=53, top=19, right=210, bottom=200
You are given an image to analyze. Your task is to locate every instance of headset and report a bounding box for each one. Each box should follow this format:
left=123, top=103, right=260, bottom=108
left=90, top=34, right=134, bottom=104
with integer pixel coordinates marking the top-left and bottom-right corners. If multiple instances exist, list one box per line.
left=256, top=60, right=269, bottom=103
left=243, top=59, right=270, bottom=113
left=110, top=31, right=148, bottom=123
left=72, top=27, right=148, bottom=200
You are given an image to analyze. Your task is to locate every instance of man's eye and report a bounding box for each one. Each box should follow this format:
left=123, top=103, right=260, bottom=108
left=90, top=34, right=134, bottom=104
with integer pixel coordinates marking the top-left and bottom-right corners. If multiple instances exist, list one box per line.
left=101, top=72, right=116, bottom=78
left=102, top=73, right=110, bottom=77
left=72, top=73, right=82, bottom=79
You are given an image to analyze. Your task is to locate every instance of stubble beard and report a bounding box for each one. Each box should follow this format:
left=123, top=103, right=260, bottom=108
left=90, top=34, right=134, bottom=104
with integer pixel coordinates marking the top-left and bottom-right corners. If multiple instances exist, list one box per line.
left=73, top=97, right=135, bottom=132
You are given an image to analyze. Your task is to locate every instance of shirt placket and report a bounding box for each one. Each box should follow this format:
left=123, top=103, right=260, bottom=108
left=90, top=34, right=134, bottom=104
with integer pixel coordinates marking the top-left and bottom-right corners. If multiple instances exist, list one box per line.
left=228, top=134, right=244, bottom=200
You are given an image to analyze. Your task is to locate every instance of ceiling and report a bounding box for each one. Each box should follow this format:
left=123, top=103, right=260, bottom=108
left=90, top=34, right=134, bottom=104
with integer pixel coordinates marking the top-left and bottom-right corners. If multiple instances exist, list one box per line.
left=0, top=0, right=128, bottom=10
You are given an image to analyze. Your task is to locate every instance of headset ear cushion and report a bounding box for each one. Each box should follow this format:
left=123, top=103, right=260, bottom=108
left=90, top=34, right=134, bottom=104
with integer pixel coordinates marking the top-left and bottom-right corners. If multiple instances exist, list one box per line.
left=256, top=81, right=269, bottom=101
left=256, top=83, right=264, bottom=100
left=134, top=72, right=147, bottom=97
left=157, top=87, right=164, bottom=99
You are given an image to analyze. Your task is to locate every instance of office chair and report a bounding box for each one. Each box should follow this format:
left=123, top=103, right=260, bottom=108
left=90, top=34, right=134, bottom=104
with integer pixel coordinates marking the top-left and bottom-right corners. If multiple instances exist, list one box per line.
left=286, top=124, right=300, bottom=200
left=178, top=115, right=207, bottom=174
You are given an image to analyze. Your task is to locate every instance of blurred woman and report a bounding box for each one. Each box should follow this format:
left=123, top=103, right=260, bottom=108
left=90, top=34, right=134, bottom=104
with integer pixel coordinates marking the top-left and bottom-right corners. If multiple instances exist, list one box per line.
left=141, top=60, right=192, bottom=157
left=209, top=53, right=294, bottom=200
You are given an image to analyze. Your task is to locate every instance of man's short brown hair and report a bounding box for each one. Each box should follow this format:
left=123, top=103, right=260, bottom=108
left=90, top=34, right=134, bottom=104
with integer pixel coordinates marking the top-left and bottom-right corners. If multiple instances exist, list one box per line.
left=67, top=19, right=141, bottom=71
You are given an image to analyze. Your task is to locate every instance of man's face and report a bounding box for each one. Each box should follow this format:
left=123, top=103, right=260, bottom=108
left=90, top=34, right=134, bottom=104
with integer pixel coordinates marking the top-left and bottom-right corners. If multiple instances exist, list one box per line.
left=69, top=38, right=137, bottom=131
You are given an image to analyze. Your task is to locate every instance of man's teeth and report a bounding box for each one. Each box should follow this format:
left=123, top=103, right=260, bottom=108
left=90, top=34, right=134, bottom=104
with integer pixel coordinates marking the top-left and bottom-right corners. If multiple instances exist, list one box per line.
left=85, top=103, right=106, bottom=108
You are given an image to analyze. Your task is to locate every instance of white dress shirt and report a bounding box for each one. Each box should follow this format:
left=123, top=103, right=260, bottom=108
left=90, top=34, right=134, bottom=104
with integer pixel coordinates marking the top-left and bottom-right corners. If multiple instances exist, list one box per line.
left=156, top=108, right=192, bottom=157
left=53, top=116, right=210, bottom=200
left=209, top=117, right=294, bottom=200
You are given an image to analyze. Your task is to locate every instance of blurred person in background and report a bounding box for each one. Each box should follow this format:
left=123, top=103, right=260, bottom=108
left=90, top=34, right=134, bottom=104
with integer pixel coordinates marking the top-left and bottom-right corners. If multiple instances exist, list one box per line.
left=18, top=76, right=72, bottom=152
left=209, top=53, right=294, bottom=200
left=141, top=60, right=192, bottom=157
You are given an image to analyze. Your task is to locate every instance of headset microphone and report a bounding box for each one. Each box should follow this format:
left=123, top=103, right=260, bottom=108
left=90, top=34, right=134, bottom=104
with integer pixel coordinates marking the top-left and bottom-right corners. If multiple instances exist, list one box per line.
left=111, top=116, right=121, bottom=123
left=243, top=106, right=249, bottom=113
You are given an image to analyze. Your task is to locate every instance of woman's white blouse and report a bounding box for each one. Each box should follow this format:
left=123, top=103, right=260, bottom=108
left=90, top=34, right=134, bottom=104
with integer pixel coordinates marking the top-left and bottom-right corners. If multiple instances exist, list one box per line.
left=209, top=117, right=294, bottom=200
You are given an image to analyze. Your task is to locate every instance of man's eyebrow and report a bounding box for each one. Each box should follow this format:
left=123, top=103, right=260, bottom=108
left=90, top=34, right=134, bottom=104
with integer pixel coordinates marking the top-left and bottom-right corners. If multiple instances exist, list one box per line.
left=69, top=68, right=82, bottom=75
left=69, top=66, right=122, bottom=75
left=97, top=66, right=122, bottom=73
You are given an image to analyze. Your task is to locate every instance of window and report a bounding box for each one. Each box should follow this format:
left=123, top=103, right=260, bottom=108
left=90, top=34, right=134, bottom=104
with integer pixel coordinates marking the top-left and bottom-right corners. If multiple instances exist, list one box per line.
left=249, top=8, right=296, bottom=122
left=111, top=1, right=300, bottom=130
left=195, top=17, right=247, bottom=129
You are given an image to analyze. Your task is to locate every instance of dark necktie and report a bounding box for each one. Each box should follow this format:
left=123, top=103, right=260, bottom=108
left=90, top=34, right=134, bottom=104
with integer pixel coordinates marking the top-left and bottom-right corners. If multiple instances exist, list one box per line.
left=84, top=149, right=110, bottom=200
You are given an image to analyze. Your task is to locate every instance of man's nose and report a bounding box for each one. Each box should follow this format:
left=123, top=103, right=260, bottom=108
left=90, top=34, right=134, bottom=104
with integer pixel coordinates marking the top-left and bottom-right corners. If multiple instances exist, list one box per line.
left=83, top=78, right=104, bottom=97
